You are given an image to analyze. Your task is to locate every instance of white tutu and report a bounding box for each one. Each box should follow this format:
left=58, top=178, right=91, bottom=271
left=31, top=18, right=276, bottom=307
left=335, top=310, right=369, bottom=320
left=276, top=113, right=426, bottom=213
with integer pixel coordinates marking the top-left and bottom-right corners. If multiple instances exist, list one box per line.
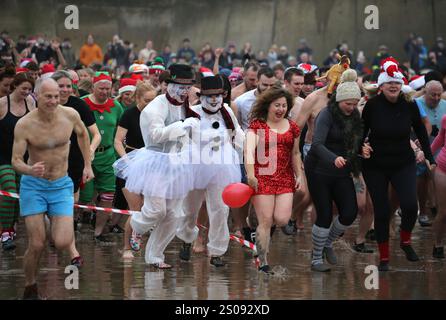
left=113, top=147, right=195, bottom=199
left=192, top=146, right=242, bottom=190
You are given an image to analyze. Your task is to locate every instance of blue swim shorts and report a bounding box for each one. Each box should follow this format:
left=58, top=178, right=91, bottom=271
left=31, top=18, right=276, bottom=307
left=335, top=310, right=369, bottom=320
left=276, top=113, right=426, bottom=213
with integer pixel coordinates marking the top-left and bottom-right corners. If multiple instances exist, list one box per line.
left=19, top=175, right=74, bottom=217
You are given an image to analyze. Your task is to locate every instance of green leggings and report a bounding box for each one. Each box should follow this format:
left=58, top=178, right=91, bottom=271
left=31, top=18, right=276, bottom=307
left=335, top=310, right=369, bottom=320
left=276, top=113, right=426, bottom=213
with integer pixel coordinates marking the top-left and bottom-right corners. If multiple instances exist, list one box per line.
left=0, top=165, right=20, bottom=231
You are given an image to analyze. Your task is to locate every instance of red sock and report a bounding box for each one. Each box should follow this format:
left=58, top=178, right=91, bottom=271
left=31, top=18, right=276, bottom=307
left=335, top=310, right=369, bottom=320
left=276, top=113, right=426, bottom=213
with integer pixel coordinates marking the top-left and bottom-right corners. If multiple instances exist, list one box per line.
left=400, top=230, right=411, bottom=246
left=378, top=242, right=389, bottom=262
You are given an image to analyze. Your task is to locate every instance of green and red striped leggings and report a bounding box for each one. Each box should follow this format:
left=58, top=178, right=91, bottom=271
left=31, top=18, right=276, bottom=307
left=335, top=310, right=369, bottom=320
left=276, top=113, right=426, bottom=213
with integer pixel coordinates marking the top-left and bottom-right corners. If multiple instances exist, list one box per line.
left=0, top=165, right=20, bottom=231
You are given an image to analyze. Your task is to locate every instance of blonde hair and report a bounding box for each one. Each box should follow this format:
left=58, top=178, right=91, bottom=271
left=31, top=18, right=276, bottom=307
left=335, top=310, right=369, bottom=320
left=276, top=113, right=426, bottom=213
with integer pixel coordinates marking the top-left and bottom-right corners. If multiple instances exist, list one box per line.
left=78, top=78, right=93, bottom=94
left=77, top=68, right=95, bottom=77
left=134, top=81, right=157, bottom=106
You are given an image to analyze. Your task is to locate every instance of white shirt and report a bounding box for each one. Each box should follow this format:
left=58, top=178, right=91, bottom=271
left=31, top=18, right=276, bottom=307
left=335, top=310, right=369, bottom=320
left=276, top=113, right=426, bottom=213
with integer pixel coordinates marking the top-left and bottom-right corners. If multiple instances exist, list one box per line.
left=234, top=89, right=257, bottom=131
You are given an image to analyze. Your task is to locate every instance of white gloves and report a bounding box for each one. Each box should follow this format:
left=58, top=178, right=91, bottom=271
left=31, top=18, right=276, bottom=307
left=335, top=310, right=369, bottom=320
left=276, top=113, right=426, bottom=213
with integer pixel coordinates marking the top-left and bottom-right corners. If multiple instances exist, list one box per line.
left=182, top=117, right=200, bottom=130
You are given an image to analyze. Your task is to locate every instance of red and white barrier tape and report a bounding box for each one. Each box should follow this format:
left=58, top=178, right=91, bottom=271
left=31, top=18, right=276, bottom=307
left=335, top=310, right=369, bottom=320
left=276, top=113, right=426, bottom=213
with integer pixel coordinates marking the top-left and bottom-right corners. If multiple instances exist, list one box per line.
left=229, top=234, right=257, bottom=252
left=2, top=190, right=259, bottom=264
left=197, top=222, right=258, bottom=262
left=73, top=204, right=137, bottom=216
left=0, top=190, right=19, bottom=199
left=0, top=190, right=136, bottom=215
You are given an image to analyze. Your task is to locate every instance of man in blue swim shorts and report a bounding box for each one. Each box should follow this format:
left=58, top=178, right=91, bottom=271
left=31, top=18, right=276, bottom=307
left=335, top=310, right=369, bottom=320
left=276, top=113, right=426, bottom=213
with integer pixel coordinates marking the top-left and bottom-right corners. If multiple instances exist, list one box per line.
left=12, top=78, right=94, bottom=299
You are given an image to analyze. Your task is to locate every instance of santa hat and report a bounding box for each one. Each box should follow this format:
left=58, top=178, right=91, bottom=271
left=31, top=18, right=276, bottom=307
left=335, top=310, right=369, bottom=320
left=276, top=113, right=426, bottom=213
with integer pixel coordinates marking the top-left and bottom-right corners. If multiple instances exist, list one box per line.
left=40, top=64, right=56, bottom=80
left=297, top=63, right=318, bottom=75
left=402, top=85, right=415, bottom=95
left=16, top=67, right=29, bottom=74
left=118, top=78, right=137, bottom=95
left=409, top=75, right=425, bottom=91
left=19, top=59, right=33, bottom=68
left=41, top=64, right=55, bottom=75
left=129, top=64, right=149, bottom=74
left=130, top=73, right=144, bottom=81
left=199, top=67, right=214, bottom=78
left=229, top=71, right=242, bottom=82
left=377, top=57, right=405, bottom=86
left=93, top=72, right=112, bottom=84
left=149, top=64, right=166, bottom=75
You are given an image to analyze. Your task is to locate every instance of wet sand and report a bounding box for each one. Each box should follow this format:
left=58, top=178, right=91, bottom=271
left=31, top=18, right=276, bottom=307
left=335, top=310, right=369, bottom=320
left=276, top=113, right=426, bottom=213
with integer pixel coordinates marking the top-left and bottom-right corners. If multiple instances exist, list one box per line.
left=1, top=214, right=445, bottom=300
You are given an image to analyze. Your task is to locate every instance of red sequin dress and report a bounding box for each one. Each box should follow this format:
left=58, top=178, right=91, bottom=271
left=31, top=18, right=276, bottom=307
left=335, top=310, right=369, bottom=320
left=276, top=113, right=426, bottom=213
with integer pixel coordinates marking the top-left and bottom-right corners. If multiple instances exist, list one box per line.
left=249, top=119, right=300, bottom=195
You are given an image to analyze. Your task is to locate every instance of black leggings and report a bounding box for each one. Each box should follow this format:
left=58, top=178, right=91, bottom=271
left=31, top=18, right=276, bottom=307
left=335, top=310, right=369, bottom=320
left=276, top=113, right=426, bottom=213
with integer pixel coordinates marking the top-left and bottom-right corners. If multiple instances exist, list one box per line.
left=362, top=162, right=418, bottom=244
left=305, top=169, right=358, bottom=229
left=113, top=177, right=128, bottom=210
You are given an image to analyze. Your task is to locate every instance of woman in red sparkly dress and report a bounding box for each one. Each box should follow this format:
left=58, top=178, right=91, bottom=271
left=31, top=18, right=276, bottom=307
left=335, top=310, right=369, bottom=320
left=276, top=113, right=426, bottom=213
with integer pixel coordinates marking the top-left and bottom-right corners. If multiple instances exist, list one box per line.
left=245, top=87, right=302, bottom=274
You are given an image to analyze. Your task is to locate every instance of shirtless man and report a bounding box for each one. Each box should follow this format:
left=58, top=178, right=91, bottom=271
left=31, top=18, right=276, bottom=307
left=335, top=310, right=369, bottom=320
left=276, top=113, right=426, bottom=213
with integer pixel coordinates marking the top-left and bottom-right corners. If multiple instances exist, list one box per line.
left=283, top=67, right=311, bottom=233
left=231, top=62, right=259, bottom=101
left=296, top=85, right=330, bottom=158
left=12, top=78, right=94, bottom=299
left=285, top=68, right=305, bottom=122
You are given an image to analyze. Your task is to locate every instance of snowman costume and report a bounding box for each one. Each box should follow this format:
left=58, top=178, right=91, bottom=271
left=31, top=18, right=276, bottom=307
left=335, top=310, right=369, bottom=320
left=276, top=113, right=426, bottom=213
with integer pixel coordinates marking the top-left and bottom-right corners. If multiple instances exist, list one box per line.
left=114, top=64, right=200, bottom=267
left=176, top=76, right=244, bottom=262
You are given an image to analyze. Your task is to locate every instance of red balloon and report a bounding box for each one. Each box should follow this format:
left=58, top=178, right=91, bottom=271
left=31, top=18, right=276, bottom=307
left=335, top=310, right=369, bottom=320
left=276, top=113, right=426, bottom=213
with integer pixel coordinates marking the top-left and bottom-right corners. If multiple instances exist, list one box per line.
left=222, top=183, right=255, bottom=208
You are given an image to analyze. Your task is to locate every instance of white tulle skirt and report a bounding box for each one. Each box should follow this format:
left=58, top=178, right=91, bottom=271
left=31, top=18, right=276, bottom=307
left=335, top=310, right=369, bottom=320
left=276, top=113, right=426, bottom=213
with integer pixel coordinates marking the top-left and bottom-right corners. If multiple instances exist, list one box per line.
left=113, top=147, right=195, bottom=199
left=113, top=144, right=242, bottom=198
left=192, top=147, right=242, bottom=190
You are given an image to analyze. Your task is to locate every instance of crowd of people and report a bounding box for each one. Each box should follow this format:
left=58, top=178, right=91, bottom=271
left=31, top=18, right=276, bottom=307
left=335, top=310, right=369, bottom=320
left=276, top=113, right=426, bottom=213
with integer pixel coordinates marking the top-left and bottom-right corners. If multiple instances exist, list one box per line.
left=1, top=30, right=446, bottom=299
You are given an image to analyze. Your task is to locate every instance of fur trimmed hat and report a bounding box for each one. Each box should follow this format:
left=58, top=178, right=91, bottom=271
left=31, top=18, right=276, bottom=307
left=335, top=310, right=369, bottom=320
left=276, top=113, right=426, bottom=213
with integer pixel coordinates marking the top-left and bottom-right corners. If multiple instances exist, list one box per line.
left=377, top=57, right=405, bottom=86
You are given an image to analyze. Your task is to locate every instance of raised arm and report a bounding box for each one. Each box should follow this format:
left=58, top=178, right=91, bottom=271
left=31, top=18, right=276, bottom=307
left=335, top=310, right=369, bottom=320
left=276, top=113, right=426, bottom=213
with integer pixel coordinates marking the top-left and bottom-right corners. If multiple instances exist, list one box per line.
left=295, top=93, right=315, bottom=129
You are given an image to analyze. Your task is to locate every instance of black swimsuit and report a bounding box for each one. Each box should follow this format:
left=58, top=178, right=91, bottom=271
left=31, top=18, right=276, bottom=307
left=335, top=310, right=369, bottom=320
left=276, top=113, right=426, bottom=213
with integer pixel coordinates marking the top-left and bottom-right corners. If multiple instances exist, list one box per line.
left=0, top=96, right=30, bottom=166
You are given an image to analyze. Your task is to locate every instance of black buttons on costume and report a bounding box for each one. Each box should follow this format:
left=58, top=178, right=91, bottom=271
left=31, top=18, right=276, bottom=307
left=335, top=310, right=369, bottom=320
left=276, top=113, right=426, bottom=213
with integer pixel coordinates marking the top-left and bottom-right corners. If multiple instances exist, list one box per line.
left=211, top=137, right=221, bottom=152
left=212, top=121, right=220, bottom=129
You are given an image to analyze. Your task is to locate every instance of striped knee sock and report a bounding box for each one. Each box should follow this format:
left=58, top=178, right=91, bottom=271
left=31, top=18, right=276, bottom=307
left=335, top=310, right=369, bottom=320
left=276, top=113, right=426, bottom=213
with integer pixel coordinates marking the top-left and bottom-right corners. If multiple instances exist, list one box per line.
left=312, top=225, right=330, bottom=265
left=0, top=166, right=19, bottom=231
left=325, top=217, right=349, bottom=248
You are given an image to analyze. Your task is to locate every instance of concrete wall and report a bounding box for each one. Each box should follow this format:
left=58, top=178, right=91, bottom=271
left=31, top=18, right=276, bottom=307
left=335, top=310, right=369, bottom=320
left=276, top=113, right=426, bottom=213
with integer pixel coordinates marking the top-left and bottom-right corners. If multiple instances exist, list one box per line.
left=1, top=0, right=445, bottom=64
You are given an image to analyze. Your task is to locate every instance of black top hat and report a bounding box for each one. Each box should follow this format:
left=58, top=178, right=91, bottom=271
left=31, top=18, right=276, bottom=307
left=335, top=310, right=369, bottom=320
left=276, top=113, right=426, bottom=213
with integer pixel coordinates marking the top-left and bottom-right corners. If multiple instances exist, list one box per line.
left=197, top=76, right=225, bottom=96
left=166, top=64, right=195, bottom=85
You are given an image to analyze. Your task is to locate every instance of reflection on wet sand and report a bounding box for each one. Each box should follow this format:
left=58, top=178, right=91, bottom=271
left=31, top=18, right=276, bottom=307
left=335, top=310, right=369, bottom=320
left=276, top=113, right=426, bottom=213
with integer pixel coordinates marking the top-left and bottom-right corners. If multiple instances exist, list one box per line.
left=1, top=214, right=446, bottom=300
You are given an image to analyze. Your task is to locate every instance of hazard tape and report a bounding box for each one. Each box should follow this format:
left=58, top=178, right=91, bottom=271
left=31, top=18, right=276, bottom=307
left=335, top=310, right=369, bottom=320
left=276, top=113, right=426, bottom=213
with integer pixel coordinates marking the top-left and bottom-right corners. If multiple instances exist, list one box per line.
left=2, top=189, right=260, bottom=265
left=0, top=190, right=19, bottom=199
left=73, top=204, right=138, bottom=216
left=0, top=190, right=137, bottom=215
left=197, top=223, right=256, bottom=252
left=198, top=222, right=259, bottom=266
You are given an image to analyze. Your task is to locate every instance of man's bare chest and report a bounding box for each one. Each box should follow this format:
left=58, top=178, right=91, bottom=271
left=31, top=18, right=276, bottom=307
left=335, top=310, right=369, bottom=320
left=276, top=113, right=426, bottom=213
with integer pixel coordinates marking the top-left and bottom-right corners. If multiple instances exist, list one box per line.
left=28, top=121, right=73, bottom=150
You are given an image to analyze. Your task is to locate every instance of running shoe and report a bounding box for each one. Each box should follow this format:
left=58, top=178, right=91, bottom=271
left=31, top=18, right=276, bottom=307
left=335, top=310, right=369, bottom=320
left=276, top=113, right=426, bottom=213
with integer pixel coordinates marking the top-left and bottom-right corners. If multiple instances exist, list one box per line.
left=179, top=242, right=192, bottom=261
left=111, top=224, right=125, bottom=234
left=130, top=230, right=142, bottom=252
left=70, top=256, right=84, bottom=268
left=210, top=256, right=225, bottom=267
